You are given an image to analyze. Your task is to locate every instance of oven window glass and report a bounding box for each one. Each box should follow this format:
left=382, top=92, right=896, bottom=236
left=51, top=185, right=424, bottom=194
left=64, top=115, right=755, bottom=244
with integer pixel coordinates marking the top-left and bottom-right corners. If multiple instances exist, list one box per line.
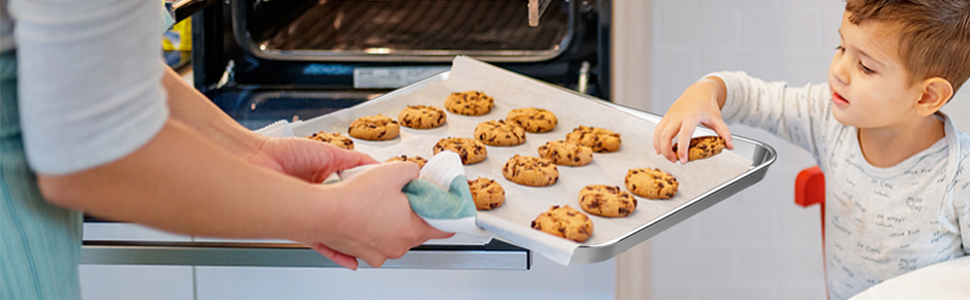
left=212, top=90, right=376, bottom=130
left=241, top=0, right=571, bottom=61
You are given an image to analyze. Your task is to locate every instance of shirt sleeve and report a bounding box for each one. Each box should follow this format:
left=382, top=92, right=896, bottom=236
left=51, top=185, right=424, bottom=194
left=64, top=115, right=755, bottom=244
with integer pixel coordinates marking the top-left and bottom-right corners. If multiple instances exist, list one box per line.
left=707, top=71, right=836, bottom=163
left=11, top=0, right=169, bottom=175
left=954, top=134, right=970, bottom=255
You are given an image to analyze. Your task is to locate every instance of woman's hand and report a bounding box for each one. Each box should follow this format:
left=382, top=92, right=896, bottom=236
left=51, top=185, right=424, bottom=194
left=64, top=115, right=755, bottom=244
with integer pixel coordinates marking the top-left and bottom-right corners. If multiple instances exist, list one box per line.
left=653, top=77, right=734, bottom=164
left=246, top=136, right=379, bottom=183
left=307, top=162, right=454, bottom=270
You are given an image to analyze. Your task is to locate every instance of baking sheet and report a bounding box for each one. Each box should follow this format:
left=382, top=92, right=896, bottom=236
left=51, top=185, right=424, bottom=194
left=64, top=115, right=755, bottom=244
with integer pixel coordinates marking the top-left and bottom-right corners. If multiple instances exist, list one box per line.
left=292, top=56, right=753, bottom=265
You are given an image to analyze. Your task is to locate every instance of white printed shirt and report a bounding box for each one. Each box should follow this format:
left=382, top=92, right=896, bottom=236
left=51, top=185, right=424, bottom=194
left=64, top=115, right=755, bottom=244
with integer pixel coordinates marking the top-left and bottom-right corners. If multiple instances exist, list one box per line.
left=710, top=71, right=970, bottom=300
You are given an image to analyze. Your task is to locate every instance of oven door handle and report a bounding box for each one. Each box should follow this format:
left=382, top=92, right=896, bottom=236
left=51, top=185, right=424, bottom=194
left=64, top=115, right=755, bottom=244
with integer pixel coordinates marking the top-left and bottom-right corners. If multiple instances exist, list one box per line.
left=168, top=0, right=218, bottom=23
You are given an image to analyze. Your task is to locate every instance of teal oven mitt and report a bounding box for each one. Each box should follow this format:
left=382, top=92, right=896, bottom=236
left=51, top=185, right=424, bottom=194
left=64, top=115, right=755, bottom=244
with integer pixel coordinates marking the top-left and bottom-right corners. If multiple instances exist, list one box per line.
left=336, top=152, right=494, bottom=242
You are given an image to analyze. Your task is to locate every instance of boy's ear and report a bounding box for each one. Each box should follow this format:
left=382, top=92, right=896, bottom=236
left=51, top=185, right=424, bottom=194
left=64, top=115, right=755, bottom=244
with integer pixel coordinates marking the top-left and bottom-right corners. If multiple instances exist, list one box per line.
left=915, top=77, right=953, bottom=116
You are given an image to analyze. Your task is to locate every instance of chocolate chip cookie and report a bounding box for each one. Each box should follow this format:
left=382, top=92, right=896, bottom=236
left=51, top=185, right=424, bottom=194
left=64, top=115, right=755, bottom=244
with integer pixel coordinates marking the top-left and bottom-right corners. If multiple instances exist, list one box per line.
left=474, top=120, right=526, bottom=146
left=625, top=168, right=679, bottom=199
left=502, top=154, right=559, bottom=187
left=565, top=125, right=621, bottom=153
left=672, top=136, right=726, bottom=161
left=398, top=105, right=447, bottom=129
left=307, top=131, right=354, bottom=150
left=531, top=205, right=593, bottom=243
left=384, top=155, right=428, bottom=169
left=537, top=140, right=593, bottom=166
left=347, top=114, right=400, bottom=141
left=506, top=107, right=558, bottom=133
left=433, top=137, right=487, bottom=165
left=468, top=177, right=505, bottom=210
left=579, top=185, right=638, bottom=217
left=444, top=91, right=494, bottom=116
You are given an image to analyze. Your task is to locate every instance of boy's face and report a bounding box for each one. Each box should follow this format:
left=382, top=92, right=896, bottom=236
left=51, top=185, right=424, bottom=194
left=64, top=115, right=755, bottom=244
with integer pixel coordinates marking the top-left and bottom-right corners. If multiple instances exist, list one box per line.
left=828, top=12, right=924, bottom=129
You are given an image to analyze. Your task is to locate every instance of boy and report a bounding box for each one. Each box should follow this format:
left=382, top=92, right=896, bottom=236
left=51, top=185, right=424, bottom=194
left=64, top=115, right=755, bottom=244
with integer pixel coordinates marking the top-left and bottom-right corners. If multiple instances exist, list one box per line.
left=653, top=0, right=970, bottom=299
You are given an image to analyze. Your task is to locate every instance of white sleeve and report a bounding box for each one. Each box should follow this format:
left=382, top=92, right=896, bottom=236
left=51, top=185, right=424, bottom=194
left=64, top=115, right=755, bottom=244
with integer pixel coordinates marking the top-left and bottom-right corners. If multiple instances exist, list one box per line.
left=11, top=0, right=169, bottom=175
left=707, top=71, right=836, bottom=162
left=955, top=135, right=970, bottom=255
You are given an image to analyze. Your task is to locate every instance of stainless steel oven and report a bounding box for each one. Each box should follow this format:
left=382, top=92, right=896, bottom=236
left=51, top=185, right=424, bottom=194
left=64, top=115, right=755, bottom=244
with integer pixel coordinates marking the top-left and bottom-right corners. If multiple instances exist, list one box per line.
left=192, top=0, right=610, bottom=131
left=83, top=0, right=612, bottom=270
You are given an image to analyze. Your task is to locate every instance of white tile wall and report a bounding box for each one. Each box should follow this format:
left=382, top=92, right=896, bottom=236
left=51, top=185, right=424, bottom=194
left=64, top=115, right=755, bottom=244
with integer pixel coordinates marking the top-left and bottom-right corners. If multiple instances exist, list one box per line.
left=641, top=1, right=857, bottom=299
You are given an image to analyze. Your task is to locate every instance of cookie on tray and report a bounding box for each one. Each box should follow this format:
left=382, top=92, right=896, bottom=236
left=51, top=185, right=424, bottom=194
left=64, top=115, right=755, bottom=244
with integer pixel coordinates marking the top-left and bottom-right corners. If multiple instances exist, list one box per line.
left=474, top=120, right=526, bottom=146
left=506, top=107, right=557, bottom=133
left=565, top=125, right=621, bottom=153
left=307, top=131, right=354, bottom=150
left=384, top=155, right=428, bottom=169
left=433, top=137, right=487, bottom=165
left=537, top=140, right=593, bottom=166
left=579, top=185, right=638, bottom=218
left=347, top=114, right=400, bottom=141
left=625, top=168, right=679, bottom=199
left=399, top=105, right=447, bottom=129
left=502, top=154, right=559, bottom=187
left=531, top=205, right=593, bottom=243
left=468, top=177, right=505, bottom=210
left=672, top=136, right=726, bottom=161
left=445, top=91, right=494, bottom=116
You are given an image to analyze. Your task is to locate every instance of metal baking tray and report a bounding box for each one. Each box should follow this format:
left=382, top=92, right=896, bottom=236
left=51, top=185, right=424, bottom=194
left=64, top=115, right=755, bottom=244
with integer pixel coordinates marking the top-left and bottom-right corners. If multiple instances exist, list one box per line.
left=290, top=70, right=776, bottom=264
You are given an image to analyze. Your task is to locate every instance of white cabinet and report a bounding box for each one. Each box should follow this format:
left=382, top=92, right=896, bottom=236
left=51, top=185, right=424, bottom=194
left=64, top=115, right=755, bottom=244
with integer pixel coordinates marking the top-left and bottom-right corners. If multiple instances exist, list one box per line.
left=194, top=256, right=615, bottom=300
left=80, top=223, right=195, bottom=300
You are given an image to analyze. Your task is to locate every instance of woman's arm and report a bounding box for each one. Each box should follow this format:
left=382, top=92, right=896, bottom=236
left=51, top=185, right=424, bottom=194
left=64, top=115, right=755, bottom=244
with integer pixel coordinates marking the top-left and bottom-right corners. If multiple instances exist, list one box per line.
left=36, top=119, right=450, bottom=268
left=159, top=65, right=267, bottom=161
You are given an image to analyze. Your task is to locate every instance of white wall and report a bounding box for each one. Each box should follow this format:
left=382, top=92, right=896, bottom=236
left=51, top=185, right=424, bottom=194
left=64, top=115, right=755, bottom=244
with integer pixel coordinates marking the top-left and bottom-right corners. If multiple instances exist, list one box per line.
left=646, top=0, right=841, bottom=299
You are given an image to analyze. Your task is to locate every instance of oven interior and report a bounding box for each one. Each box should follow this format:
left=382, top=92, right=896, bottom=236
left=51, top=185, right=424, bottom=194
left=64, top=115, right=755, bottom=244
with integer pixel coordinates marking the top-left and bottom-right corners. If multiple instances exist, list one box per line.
left=249, top=0, right=570, bottom=55
left=192, top=0, right=609, bottom=131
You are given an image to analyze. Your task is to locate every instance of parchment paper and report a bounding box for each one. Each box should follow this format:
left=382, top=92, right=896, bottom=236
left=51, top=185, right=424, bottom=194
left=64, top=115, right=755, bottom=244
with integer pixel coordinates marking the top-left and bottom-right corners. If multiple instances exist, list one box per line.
left=291, top=56, right=753, bottom=265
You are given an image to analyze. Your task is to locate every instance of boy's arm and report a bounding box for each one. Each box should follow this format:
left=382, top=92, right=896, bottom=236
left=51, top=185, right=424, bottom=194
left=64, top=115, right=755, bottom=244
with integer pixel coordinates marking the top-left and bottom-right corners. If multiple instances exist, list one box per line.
left=655, top=71, right=834, bottom=163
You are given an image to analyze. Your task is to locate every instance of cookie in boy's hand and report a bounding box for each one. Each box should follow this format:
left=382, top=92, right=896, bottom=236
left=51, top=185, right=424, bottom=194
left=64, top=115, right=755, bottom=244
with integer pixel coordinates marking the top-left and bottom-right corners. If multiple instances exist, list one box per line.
left=579, top=185, right=637, bottom=217
left=506, top=107, right=558, bottom=133
left=502, top=154, right=559, bottom=187
left=433, top=137, right=487, bottom=165
left=531, top=205, right=593, bottom=243
left=474, top=120, right=526, bottom=146
left=445, top=91, right=494, bottom=116
left=625, top=168, right=678, bottom=199
left=566, top=125, right=621, bottom=153
left=672, top=136, right=725, bottom=161
left=347, top=114, right=400, bottom=141
left=307, top=131, right=354, bottom=150
left=384, top=155, right=428, bottom=169
left=468, top=177, right=505, bottom=210
left=399, top=105, right=447, bottom=129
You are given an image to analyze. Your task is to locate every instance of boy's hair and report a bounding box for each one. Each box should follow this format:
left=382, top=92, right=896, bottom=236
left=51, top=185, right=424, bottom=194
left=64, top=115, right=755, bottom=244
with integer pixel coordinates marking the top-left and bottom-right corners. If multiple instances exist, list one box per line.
left=845, top=0, right=970, bottom=93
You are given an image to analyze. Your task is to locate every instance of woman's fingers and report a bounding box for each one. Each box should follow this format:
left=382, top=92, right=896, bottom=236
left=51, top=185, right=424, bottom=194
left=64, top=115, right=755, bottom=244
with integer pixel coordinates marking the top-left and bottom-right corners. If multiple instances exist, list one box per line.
left=310, top=243, right=359, bottom=270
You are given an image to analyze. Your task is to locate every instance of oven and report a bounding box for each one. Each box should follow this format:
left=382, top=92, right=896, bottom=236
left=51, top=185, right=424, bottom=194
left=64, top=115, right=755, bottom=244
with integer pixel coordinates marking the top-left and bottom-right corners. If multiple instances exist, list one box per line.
left=192, top=0, right=611, bottom=131
left=82, top=0, right=612, bottom=271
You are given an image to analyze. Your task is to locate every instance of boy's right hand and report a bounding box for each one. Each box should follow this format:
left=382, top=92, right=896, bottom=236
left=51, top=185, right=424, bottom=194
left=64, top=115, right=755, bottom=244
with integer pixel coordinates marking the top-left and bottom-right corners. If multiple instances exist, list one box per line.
left=653, top=76, right=734, bottom=164
left=308, top=162, right=454, bottom=270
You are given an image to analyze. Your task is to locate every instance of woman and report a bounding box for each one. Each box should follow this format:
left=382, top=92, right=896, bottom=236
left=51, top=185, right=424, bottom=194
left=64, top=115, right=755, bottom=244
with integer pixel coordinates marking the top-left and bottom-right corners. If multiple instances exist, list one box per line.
left=1, top=0, right=450, bottom=298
